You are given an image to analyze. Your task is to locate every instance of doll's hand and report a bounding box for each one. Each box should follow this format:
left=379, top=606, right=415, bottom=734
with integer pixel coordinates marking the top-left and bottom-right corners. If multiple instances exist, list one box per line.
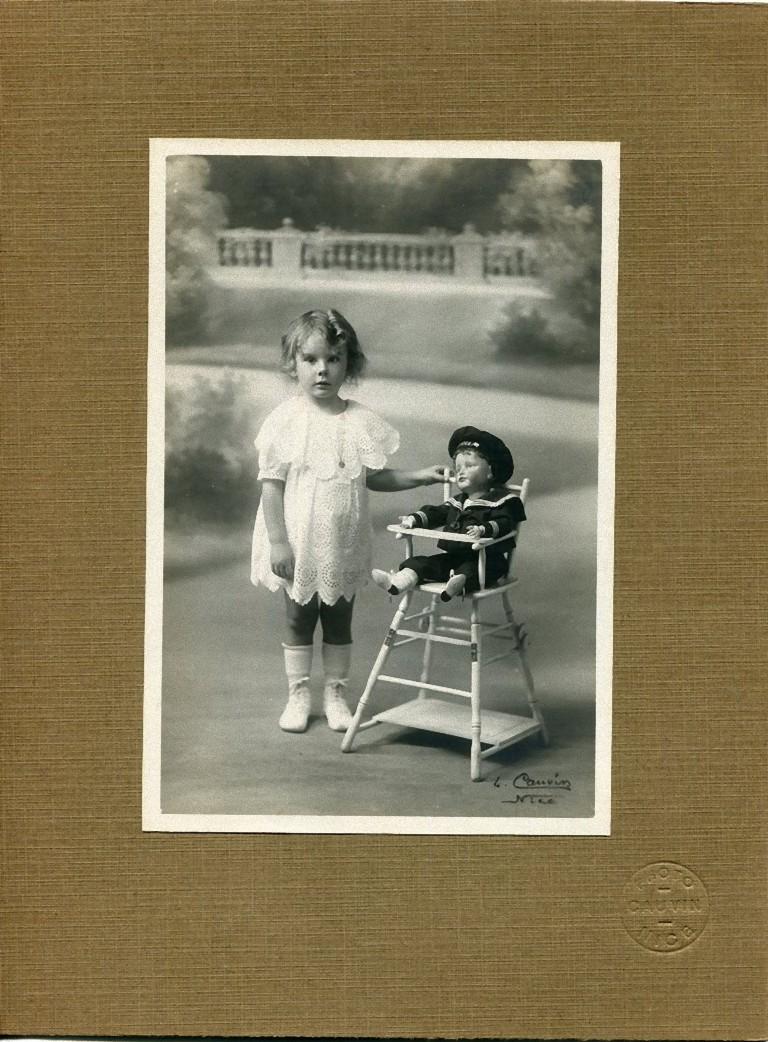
left=415, top=464, right=448, bottom=485
left=270, top=541, right=295, bottom=581
left=465, top=525, right=485, bottom=539
left=398, top=515, right=416, bottom=529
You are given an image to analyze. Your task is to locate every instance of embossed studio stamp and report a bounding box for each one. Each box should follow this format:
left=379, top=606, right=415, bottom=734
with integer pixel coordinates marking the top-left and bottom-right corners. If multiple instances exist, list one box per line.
left=622, top=862, right=708, bottom=952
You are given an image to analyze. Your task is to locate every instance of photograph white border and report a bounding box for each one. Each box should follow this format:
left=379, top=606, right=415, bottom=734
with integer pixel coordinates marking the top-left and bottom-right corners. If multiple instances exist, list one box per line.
left=143, top=138, right=619, bottom=835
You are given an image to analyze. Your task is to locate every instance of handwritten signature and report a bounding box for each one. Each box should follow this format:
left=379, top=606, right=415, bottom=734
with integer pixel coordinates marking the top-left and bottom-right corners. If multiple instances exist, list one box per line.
left=492, top=771, right=573, bottom=805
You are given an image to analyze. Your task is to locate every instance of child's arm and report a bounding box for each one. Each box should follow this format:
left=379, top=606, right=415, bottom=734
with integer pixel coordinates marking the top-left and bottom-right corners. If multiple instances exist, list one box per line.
left=365, top=464, right=445, bottom=492
left=260, top=479, right=295, bottom=580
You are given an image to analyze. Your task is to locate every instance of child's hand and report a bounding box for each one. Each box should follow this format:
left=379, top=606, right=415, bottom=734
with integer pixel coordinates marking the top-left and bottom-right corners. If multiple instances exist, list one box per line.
left=415, top=464, right=448, bottom=485
left=270, top=541, right=295, bottom=581
left=398, top=515, right=416, bottom=529
left=466, top=525, right=485, bottom=539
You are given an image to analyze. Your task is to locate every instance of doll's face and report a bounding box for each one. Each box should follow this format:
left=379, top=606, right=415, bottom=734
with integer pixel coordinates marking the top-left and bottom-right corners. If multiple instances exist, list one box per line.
left=453, top=450, right=493, bottom=495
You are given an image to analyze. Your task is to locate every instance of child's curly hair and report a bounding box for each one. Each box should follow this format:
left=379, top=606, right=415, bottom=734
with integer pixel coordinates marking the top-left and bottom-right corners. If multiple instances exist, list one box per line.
left=280, top=309, right=367, bottom=382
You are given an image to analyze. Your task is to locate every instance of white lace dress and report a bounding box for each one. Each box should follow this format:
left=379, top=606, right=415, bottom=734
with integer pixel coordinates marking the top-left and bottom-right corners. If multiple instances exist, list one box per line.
left=250, top=396, right=400, bottom=605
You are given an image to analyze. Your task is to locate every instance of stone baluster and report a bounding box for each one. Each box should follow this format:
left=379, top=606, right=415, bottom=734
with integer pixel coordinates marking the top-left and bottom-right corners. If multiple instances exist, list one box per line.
left=452, top=223, right=485, bottom=281
left=271, top=218, right=302, bottom=277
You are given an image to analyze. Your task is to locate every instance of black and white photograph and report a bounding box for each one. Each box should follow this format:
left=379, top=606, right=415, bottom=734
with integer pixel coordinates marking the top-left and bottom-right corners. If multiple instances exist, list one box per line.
left=143, top=139, right=618, bottom=834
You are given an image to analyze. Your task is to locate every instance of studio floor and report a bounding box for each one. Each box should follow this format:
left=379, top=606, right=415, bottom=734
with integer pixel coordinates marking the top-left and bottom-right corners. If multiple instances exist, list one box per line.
left=159, top=513, right=597, bottom=823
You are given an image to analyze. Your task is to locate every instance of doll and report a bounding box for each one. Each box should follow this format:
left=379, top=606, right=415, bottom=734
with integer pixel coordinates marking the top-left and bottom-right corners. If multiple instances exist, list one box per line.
left=372, top=426, right=525, bottom=602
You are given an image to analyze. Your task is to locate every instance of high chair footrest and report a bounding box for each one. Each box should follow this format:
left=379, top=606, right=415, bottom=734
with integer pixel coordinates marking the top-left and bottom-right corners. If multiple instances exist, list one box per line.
left=372, top=698, right=541, bottom=746
left=415, top=578, right=519, bottom=597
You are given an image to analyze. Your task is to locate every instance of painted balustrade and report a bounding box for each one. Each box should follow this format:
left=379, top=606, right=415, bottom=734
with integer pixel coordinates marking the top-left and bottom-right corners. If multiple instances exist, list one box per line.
left=217, top=229, right=273, bottom=268
left=484, top=239, right=539, bottom=278
left=215, top=219, right=540, bottom=284
left=301, top=235, right=455, bottom=276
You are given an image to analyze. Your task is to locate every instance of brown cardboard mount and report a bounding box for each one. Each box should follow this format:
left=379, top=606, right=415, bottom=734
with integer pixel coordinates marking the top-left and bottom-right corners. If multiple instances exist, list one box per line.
left=1, top=2, right=765, bottom=1040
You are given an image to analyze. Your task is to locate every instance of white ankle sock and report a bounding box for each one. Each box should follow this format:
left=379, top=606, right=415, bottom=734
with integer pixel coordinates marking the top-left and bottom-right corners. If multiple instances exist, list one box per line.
left=322, top=642, right=351, bottom=683
left=282, top=643, right=313, bottom=685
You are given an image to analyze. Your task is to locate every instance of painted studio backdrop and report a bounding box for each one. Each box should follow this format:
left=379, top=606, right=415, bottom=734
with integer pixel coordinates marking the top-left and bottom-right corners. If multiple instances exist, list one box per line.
left=148, top=144, right=615, bottom=832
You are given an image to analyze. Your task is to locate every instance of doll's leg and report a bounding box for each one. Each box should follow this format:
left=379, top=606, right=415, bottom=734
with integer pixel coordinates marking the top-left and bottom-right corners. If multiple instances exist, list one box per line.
left=372, top=554, right=427, bottom=595
left=390, top=554, right=454, bottom=598
left=440, top=555, right=508, bottom=601
left=278, top=593, right=320, bottom=732
left=319, top=596, right=355, bottom=731
left=418, top=554, right=456, bottom=583
left=439, top=557, right=474, bottom=602
left=372, top=566, right=419, bottom=594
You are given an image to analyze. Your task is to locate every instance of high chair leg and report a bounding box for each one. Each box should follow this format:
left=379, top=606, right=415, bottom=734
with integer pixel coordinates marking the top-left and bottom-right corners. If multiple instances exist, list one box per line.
left=341, top=590, right=413, bottom=752
left=416, top=594, right=438, bottom=699
left=502, top=592, right=549, bottom=746
left=470, top=602, right=482, bottom=781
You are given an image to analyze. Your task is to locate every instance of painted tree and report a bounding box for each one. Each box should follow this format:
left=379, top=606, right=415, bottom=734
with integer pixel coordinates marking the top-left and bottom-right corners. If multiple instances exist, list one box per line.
left=206, top=155, right=525, bottom=234
left=490, top=159, right=602, bottom=362
left=166, top=156, right=227, bottom=345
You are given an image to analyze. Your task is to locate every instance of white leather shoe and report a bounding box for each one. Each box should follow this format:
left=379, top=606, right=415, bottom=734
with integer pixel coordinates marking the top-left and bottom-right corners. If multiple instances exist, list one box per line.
left=278, top=680, right=311, bottom=732
left=323, top=680, right=353, bottom=732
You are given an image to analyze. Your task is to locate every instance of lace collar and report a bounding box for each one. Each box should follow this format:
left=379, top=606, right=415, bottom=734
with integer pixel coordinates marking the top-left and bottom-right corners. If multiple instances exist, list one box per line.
left=256, top=395, right=400, bottom=481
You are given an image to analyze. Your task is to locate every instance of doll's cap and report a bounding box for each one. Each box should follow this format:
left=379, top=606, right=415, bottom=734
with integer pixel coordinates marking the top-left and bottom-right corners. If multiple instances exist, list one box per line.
left=449, top=426, right=514, bottom=483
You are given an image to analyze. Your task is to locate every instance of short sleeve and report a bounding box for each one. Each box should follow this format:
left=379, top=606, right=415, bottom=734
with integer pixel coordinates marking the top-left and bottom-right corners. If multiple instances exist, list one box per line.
left=254, top=409, right=290, bottom=481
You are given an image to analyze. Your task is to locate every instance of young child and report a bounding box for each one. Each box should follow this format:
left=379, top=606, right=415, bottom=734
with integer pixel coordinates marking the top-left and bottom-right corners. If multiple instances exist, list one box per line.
left=372, top=426, right=525, bottom=602
left=250, top=309, right=444, bottom=733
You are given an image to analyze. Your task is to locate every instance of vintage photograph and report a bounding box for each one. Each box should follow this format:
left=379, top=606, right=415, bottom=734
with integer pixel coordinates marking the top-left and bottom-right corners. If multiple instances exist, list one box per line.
left=143, top=139, right=618, bottom=834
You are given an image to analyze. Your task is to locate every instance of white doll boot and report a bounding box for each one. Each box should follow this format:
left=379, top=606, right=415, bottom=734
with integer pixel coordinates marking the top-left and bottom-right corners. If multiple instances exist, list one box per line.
left=322, top=642, right=354, bottom=732
left=440, top=572, right=467, bottom=602
left=371, top=567, right=419, bottom=595
left=372, top=568, right=395, bottom=592
left=279, top=644, right=313, bottom=732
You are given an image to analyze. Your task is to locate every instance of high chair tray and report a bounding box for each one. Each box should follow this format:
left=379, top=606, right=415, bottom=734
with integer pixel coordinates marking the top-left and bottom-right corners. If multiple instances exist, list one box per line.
left=372, top=697, right=541, bottom=746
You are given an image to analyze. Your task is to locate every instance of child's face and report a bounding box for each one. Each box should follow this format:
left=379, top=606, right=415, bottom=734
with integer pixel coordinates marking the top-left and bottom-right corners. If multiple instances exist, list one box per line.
left=295, top=330, right=348, bottom=402
left=453, top=450, right=493, bottom=494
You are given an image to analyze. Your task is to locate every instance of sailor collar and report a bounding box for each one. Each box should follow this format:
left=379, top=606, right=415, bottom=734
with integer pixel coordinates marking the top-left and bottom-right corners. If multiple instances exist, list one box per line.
left=450, top=488, right=519, bottom=509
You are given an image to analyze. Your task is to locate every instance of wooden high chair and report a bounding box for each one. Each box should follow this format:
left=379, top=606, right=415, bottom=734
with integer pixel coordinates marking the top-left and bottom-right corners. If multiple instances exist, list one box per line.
left=341, top=477, right=548, bottom=781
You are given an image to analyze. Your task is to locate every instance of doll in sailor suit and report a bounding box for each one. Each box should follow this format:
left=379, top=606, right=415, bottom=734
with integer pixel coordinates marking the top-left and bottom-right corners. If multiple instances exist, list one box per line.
left=372, top=426, right=525, bottom=602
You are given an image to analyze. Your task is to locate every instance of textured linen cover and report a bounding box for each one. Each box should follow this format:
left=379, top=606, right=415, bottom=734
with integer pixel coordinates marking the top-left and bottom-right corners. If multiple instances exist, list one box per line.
left=2, top=2, right=766, bottom=1038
